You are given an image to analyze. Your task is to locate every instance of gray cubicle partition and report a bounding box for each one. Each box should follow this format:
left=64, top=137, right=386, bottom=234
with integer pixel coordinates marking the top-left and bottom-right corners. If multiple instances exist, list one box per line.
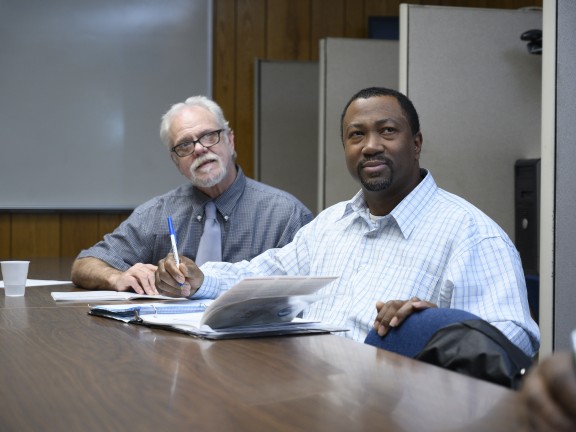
left=254, top=60, right=319, bottom=213
left=540, top=0, right=576, bottom=353
left=319, top=38, right=399, bottom=210
left=553, top=0, right=576, bottom=352
left=400, top=5, right=542, bottom=241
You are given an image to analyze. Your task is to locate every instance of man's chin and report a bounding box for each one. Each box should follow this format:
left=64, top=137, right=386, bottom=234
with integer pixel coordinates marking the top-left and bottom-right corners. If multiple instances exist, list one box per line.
left=191, top=176, right=219, bottom=188
left=361, top=178, right=391, bottom=192
left=190, top=169, right=226, bottom=188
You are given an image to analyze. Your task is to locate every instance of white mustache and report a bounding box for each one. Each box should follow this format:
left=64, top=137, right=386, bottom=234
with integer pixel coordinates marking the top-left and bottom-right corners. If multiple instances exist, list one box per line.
left=191, top=154, right=220, bottom=171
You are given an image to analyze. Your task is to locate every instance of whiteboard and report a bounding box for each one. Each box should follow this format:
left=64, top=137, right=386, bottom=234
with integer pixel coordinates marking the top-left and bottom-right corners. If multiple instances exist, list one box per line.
left=0, top=0, right=212, bottom=209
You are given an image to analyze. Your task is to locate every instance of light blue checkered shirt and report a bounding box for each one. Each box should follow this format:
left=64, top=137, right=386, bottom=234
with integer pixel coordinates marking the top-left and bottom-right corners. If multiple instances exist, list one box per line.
left=198, top=170, right=540, bottom=357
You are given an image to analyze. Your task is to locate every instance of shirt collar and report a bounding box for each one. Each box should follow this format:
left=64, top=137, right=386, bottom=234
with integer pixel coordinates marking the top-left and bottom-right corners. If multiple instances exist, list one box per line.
left=342, top=169, right=438, bottom=239
left=389, top=169, right=437, bottom=239
left=191, top=165, right=246, bottom=221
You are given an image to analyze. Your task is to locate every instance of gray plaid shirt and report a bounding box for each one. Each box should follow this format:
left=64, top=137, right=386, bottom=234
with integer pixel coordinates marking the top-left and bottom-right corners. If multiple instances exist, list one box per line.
left=77, top=167, right=313, bottom=269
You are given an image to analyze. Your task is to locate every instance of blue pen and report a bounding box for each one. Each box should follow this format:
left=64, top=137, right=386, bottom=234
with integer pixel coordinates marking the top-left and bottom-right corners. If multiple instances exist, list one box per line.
left=167, top=216, right=181, bottom=266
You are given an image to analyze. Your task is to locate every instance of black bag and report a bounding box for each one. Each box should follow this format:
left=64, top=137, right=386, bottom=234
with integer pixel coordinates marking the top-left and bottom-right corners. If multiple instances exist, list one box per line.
left=414, top=319, right=533, bottom=389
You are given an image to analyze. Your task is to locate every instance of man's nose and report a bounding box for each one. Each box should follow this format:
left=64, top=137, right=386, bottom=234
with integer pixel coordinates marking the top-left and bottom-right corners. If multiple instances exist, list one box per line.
left=363, top=132, right=385, bottom=153
left=194, top=141, right=209, bottom=155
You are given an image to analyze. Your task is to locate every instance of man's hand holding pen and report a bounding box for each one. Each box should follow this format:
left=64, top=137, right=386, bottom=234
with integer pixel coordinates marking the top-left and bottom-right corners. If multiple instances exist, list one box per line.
left=159, top=216, right=204, bottom=297
left=156, top=253, right=204, bottom=298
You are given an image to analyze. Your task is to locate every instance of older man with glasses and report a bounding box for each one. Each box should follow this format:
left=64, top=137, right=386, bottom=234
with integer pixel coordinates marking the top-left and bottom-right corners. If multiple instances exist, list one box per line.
left=71, top=96, right=312, bottom=295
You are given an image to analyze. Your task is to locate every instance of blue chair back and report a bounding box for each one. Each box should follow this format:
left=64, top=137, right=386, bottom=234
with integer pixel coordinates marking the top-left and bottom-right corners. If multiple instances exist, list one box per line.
left=364, top=308, right=481, bottom=358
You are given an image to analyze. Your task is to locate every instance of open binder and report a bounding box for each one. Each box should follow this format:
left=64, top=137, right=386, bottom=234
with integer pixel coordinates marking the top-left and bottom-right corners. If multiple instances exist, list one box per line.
left=89, top=300, right=211, bottom=322
left=89, top=276, right=347, bottom=340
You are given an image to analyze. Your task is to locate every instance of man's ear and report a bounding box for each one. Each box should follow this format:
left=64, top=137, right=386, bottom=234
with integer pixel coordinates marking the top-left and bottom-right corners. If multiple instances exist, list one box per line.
left=170, top=151, right=179, bottom=166
left=413, top=132, right=423, bottom=160
left=227, top=129, right=235, bottom=152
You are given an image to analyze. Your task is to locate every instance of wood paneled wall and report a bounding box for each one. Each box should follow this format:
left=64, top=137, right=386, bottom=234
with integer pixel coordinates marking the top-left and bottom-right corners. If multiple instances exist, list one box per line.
left=0, top=212, right=130, bottom=260
left=0, top=0, right=541, bottom=260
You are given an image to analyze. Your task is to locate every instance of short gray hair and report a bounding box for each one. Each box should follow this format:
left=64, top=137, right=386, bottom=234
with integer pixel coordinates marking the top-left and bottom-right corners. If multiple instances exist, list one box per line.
left=159, top=95, right=229, bottom=149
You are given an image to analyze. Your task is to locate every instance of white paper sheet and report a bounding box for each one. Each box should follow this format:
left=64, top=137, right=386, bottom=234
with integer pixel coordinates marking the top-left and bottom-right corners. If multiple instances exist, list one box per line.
left=0, top=279, right=72, bottom=288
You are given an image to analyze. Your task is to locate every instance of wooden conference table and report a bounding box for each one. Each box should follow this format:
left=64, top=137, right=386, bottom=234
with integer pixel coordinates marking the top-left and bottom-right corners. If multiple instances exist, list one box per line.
left=1, top=258, right=525, bottom=432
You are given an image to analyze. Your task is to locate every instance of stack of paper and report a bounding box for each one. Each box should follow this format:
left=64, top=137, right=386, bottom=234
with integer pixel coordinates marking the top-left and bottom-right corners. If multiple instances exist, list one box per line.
left=88, top=276, right=348, bottom=340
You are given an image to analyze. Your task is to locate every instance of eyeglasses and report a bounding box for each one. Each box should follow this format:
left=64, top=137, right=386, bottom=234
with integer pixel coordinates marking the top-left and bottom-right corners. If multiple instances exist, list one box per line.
left=171, top=129, right=224, bottom=157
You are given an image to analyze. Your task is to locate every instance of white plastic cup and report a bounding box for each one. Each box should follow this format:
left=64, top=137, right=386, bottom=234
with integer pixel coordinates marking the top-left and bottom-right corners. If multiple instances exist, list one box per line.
left=1, top=261, right=30, bottom=297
